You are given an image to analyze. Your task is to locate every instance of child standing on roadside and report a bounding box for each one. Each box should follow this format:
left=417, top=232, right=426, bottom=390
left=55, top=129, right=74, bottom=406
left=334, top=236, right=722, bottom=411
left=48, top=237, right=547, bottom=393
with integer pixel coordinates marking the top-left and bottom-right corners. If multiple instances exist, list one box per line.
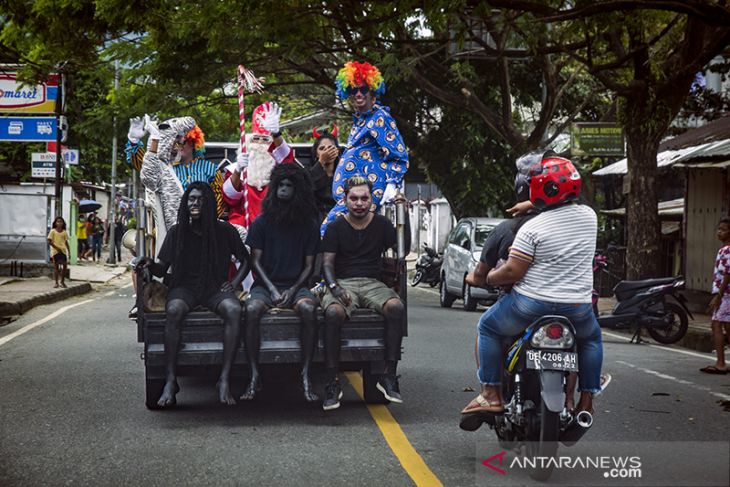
left=47, top=217, right=70, bottom=288
left=701, top=216, right=730, bottom=375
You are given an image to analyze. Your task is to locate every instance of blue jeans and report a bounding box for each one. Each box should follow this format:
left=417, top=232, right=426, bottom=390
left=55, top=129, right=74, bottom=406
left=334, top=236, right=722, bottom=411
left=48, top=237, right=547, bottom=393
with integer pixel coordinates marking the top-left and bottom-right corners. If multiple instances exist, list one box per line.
left=477, top=291, right=603, bottom=393
left=92, top=235, right=103, bottom=259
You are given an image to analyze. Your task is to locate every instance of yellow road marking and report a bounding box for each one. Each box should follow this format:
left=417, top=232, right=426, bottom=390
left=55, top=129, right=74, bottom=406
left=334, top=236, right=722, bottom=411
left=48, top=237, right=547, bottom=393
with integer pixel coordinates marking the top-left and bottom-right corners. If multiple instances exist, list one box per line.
left=345, top=371, right=444, bottom=487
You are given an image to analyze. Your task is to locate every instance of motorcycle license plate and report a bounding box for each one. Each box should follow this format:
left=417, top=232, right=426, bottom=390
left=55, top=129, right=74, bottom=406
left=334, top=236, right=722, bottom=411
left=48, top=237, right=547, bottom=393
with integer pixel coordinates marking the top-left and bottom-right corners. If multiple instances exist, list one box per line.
left=525, top=350, right=578, bottom=372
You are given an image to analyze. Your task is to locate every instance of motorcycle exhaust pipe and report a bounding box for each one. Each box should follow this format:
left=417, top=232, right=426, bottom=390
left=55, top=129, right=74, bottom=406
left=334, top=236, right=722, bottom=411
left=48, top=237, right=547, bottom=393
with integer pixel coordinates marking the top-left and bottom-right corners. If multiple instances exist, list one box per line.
left=576, top=410, right=593, bottom=428
left=560, top=411, right=593, bottom=447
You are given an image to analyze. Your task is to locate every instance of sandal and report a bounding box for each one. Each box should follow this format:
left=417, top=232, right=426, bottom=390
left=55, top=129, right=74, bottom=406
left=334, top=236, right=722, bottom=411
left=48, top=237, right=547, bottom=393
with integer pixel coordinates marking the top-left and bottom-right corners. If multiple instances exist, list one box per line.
left=700, top=365, right=728, bottom=375
left=461, top=394, right=505, bottom=414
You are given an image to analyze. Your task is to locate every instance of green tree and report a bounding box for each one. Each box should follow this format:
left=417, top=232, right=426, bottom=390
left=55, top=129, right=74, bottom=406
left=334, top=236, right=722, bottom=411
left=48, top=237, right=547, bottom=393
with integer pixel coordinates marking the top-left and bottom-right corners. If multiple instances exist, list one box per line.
left=487, top=0, right=730, bottom=277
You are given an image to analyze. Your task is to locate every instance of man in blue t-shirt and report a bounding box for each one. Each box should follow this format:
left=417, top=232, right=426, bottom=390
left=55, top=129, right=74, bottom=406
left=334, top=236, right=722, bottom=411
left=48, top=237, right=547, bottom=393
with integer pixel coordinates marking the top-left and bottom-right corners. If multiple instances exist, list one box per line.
left=242, top=165, right=321, bottom=402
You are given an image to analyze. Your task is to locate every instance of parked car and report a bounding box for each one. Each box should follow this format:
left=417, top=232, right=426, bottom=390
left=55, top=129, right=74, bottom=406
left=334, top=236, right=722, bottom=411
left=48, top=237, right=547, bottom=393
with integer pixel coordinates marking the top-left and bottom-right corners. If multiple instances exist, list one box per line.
left=440, top=217, right=505, bottom=311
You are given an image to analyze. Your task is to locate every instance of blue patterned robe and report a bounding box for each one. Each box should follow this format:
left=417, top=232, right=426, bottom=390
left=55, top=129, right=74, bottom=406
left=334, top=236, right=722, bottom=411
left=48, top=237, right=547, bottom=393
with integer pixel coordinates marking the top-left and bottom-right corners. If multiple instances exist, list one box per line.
left=322, top=104, right=409, bottom=234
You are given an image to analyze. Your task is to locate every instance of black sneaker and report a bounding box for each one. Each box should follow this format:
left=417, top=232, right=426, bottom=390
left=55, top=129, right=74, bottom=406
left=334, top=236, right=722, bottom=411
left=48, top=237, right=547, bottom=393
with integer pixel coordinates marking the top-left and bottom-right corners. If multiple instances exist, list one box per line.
left=376, top=374, right=403, bottom=403
left=322, top=381, right=343, bottom=411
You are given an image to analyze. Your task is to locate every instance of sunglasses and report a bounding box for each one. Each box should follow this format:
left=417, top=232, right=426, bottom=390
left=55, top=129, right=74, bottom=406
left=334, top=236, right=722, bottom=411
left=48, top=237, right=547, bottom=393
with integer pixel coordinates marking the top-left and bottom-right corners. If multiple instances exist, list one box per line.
left=347, top=85, right=370, bottom=96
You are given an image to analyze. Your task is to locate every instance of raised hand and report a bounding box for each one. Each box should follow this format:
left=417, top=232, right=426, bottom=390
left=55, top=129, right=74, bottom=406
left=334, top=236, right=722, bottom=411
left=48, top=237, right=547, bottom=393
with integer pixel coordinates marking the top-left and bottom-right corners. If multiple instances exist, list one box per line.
left=261, top=101, right=282, bottom=135
left=144, top=114, right=160, bottom=139
left=128, top=116, right=146, bottom=143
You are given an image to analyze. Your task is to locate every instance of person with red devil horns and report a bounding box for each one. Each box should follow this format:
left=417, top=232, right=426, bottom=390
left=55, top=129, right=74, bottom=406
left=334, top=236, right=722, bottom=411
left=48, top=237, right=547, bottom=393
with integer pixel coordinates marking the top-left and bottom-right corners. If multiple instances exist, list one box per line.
left=309, top=124, right=340, bottom=224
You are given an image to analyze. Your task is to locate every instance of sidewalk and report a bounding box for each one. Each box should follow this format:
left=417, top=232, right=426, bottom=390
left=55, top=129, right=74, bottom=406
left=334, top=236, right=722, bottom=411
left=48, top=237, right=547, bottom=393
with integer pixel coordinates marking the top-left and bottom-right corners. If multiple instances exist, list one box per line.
left=0, top=261, right=128, bottom=318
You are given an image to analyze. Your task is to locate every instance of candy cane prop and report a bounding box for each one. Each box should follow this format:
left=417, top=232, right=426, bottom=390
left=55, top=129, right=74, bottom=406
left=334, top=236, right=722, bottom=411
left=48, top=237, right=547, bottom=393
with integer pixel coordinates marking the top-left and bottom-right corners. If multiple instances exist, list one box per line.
left=236, top=65, right=264, bottom=227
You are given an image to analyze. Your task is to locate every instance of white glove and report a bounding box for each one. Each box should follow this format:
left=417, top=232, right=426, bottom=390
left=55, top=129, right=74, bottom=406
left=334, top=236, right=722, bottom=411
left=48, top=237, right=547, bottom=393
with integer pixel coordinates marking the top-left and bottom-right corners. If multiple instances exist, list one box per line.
left=236, top=151, right=249, bottom=173
left=260, top=101, right=282, bottom=135
left=382, top=183, right=399, bottom=203
left=127, top=117, right=145, bottom=144
left=144, top=114, right=160, bottom=140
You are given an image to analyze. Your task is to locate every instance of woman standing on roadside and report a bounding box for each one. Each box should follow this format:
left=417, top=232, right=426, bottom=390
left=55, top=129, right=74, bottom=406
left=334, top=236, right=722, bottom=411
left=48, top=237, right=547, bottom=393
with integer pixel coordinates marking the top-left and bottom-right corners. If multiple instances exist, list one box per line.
left=47, top=217, right=70, bottom=288
left=91, top=216, right=105, bottom=262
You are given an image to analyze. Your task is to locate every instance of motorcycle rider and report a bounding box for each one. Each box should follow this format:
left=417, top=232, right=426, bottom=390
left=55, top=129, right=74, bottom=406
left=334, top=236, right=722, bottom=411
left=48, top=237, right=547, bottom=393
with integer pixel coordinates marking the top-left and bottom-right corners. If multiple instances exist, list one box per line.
left=461, top=152, right=603, bottom=416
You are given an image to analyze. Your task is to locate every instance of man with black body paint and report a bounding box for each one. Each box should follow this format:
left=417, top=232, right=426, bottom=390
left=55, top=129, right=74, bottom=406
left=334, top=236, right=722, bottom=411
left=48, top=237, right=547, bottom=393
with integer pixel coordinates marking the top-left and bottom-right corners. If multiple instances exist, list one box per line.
left=241, top=165, right=321, bottom=402
left=138, top=182, right=250, bottom=407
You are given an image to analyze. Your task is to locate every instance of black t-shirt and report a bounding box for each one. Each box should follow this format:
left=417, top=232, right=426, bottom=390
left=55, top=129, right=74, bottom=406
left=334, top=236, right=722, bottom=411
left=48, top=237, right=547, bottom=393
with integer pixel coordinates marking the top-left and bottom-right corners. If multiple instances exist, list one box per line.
left=158, top=221, right=249, bottom=290
left=246, top=214, right=320, bottom=288
left=308, top=163, right=336, bottom=220
left=322, top=214, right=396, bottom=279
left=480, top=214, right=537, bottom=267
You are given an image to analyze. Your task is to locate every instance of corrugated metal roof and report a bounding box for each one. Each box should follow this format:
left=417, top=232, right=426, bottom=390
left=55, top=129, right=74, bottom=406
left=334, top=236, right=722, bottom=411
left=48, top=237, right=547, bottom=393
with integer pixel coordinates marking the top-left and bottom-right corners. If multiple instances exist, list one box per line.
left=593, top=138, right=730, bottom=176
left=600, top=198, right=684, bottom=217
left=592, top=116, right=730, bottom=176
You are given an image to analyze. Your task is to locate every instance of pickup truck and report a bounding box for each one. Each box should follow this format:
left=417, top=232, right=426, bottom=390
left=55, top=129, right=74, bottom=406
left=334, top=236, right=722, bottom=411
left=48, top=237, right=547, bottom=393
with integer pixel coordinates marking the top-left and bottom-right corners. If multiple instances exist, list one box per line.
left=133, top=201, right=409, bottom=409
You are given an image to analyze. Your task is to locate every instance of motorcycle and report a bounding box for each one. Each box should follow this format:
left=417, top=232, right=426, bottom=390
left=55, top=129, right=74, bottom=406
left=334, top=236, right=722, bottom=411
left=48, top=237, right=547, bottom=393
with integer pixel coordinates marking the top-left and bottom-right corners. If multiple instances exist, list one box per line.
left=461, top=315, right=594, bottom=481
left=593, top=255, right=692, bottom=344
left=411, top=243, right=442, bottom=287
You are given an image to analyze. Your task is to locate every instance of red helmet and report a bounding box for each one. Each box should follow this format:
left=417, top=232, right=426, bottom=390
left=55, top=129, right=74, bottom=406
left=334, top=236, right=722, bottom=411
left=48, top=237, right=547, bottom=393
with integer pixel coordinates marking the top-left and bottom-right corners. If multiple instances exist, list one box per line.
left=529, top=156, right=582, bottom=209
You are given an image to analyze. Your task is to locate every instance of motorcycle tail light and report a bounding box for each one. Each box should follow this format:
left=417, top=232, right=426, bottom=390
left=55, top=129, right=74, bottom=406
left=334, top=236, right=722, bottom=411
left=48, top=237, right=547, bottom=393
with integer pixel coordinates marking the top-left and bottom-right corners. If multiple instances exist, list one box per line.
left=546, top=324, right=563, bottom=339
left=530, top=323, right=574, bottom=349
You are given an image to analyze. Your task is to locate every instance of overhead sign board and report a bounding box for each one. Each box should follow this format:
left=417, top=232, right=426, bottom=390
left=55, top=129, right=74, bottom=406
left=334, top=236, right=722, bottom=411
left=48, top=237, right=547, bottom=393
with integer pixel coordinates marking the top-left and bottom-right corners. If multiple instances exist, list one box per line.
left=0, top=72, right=59, bottom=114
left=571, top=123, right=625, bottom=157
left=0, top=116, right=57, bottom=142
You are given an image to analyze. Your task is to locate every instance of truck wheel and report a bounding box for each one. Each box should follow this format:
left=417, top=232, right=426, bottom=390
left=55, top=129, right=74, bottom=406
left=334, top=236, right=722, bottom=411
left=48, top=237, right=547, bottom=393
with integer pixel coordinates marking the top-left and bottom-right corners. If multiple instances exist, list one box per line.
left=463, top=283, right=477, bottom=311
left=145, top=370, right=165, bottom=410
left=362, top=366, right=390, bottom=404
left=439, top=278, right=456, bottom=308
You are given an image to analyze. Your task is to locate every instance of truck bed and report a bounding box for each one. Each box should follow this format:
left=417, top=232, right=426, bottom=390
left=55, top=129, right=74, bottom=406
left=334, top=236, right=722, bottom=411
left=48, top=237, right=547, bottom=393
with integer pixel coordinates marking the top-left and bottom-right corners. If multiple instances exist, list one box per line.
left=140, top=308, right=388, bottom=368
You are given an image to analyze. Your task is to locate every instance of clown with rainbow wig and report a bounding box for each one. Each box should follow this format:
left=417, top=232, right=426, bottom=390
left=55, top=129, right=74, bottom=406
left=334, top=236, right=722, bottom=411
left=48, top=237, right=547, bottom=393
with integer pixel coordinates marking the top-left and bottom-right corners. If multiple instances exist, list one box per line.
left=322, top=61, right=409, bottom=234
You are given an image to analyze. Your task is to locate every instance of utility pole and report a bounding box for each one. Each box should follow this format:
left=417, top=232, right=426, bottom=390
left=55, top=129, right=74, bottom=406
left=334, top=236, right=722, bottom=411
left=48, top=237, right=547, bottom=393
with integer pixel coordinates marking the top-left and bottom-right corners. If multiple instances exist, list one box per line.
left=107, top=60, right=120, bottom=265
left=53, top=69, right=64, bottom=218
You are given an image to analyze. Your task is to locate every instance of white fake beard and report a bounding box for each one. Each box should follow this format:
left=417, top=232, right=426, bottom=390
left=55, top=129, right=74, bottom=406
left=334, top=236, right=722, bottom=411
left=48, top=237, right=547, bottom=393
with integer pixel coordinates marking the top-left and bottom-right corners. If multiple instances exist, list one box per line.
left=246, top=137, right=275, bottom=190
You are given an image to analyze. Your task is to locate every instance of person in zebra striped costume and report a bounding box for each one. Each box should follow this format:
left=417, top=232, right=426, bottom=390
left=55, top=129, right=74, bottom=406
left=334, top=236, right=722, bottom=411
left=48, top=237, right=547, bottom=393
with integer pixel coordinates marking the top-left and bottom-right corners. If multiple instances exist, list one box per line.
left=126, top=116, right=225, bottom=217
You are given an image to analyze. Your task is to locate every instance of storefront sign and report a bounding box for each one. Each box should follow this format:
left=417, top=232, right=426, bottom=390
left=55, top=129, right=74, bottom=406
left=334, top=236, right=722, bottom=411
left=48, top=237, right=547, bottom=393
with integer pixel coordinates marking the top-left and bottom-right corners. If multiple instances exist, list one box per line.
left=571, top=123, right=625, bottom=157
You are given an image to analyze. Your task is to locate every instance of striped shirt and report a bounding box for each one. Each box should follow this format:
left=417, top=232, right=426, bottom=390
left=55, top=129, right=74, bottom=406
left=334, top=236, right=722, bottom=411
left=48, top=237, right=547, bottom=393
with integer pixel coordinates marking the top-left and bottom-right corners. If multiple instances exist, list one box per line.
left=509, top=204, right=597, bottom=303
left=172, top=157, right=225, bottom=217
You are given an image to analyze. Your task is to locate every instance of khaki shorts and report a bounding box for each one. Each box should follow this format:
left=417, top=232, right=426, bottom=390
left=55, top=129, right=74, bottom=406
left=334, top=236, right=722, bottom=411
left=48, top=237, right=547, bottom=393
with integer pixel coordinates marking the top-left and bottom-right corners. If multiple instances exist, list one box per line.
left=321, top=277, right=400, bottom=317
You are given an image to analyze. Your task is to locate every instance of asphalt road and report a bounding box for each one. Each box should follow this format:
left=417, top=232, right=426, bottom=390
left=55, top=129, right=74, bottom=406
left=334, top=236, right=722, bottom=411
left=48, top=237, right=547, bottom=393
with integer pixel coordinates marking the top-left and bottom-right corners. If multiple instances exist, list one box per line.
left=1, top=280, right=728, bottom=486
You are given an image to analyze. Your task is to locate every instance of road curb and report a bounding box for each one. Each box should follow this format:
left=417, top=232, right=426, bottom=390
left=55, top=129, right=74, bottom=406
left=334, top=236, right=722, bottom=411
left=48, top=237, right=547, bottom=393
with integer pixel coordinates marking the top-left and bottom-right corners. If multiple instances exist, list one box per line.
left=0, top=282, right=93, bottom=317
left=676, top=325, right=713, bottom=353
